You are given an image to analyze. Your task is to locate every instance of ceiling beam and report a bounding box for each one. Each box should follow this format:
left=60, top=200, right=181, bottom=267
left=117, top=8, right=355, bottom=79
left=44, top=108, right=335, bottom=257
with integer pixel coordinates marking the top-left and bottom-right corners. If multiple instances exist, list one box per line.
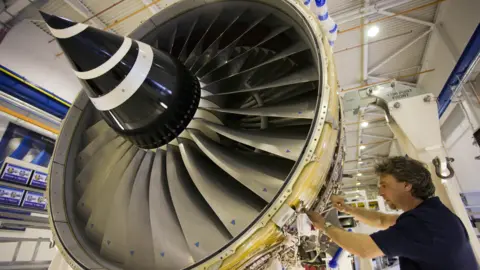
left=377, top=10, right=434, bottom=27
left=344, top=167, right=376, bottom=173
left=368, top=29, right=433, bottom=75
left=363, top=111, right=387, bottom=117
left=375, top=65, right=420, bottom=77
left=343, top=183, right=379, bottom=189
left=362, top=0, right=370, bottom=84
left=141, top=0, right=161, bottom=15
left=362, top=133, right=394, bottom=140
left=334, top=0, right=412, bottom=25
left=362, top=140, right=393, bottom=155
left=63, top=0, right=113, bottom=32
left=368, top=75, right=418, bottom=87
left=361, top=153, right=389, bottom=158
left=345, top=158, right=378, bottom=163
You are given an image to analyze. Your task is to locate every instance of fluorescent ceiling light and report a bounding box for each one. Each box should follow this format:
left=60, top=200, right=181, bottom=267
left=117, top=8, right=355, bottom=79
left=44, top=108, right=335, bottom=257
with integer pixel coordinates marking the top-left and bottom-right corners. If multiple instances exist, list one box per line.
left=360, top=145, right=366, bottom=150
left=356, top=182, right=361, bottom=186
left=357, top=173, right=363, bottom=176
left=358, top=161, right=364, bottom=165
left=361, top=121, right=369, bottom=128
left=368, top=25, right=379, bottom=37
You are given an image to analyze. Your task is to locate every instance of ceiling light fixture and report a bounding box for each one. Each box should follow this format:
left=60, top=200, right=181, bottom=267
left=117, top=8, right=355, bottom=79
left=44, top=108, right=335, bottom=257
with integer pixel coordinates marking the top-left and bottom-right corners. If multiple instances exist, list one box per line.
left=358, top=161, right=364, bottom=165
left=359, top=145, right=366, bottom=150
left=357, top=173, right=363, bottom=176
left=356, top=182, right=361, bottom=186
left=368, top=25, right=379, bottom=37
left=361, top=121, right=369, bottom=128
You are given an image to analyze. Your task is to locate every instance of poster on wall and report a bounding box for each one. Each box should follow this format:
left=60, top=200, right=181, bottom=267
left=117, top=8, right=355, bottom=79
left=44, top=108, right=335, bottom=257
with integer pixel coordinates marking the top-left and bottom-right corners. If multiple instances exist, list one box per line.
left=0, top=185, right=25, bottom=206
left=0, top=122, right=53, bottom=230
left=1, top=163, right=34, bottom=185
left=30, top=171, right=48, bottom=189
left=22, top=191, right=48, bottom=210
left=0, top=122, right=55, bottom=168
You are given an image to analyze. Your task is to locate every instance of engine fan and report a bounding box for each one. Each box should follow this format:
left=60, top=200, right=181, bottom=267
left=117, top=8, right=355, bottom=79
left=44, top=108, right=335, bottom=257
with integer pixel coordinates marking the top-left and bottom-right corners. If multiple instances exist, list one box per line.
left=46, top=0, right=343, bottom=269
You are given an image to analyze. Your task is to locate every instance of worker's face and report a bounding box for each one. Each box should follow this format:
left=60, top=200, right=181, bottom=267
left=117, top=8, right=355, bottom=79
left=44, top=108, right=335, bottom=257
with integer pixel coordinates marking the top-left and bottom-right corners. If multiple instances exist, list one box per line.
left=378, top=174, right=412, bottom=210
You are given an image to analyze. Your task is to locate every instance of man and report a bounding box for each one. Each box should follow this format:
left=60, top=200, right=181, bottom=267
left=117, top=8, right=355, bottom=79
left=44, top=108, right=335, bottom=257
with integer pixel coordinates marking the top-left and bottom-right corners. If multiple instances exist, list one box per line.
left=307, top=156, right=478, bottom=270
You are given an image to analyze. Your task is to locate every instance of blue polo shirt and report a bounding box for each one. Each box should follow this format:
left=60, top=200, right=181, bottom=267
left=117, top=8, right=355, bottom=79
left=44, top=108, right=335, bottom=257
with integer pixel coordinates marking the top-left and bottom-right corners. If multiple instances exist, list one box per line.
left=370, top=197, right=478, bottom=270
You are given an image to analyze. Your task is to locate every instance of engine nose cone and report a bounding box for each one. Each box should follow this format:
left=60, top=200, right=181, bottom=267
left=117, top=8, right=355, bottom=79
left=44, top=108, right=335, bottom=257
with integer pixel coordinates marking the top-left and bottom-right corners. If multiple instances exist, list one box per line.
left=41, top=12, right=200, bottom=149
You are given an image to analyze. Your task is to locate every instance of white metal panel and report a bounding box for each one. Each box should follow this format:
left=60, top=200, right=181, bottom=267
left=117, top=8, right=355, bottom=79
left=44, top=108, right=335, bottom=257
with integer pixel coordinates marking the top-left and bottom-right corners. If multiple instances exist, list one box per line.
left=388, top=93, right=442, bottom=149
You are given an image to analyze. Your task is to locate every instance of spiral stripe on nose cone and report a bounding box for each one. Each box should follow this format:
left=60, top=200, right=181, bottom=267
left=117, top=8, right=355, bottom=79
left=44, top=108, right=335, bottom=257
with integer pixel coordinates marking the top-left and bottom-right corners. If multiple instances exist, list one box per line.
left=41, top=12, right=201, bottom=149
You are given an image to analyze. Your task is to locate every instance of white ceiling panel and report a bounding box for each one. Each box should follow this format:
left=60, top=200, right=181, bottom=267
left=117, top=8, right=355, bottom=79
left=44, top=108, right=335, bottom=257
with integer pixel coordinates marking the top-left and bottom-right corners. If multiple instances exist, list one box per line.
left=388, top=0, right=438, bottom=22
left=329, top=0, right=364, bottom=15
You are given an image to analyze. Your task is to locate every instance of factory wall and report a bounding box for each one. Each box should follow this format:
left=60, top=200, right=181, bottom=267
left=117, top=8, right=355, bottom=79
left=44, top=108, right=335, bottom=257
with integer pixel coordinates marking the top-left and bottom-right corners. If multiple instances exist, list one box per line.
left=416, top=0, right=480, bottom=196
left=442, top=104, right=480, bottom=194
left=0, top=228, right=55, bottom=263
left=0, top=20, right=82, bottom=103
left=417, top=0, right=480, bottom=96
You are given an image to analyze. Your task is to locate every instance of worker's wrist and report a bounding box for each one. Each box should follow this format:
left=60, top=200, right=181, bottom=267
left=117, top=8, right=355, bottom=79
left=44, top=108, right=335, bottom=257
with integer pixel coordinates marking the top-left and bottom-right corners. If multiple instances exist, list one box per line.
left=321, top=222, right=334, bottom=233
left=343, top=205, right=354, bottom=214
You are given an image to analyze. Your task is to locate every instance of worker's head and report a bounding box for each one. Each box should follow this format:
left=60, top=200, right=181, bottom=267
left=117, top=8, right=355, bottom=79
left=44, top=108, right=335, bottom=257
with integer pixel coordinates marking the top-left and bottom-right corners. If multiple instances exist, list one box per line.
left=375, top=156, right=435, bottom=210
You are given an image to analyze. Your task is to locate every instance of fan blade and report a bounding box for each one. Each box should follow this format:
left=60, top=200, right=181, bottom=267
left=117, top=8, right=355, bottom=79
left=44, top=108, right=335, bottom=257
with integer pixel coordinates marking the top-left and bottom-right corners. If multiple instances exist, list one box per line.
left=149, top=150, right=194, bottom=269
left=200, top=25, right=291, bottom=82
left=166, top=145, right=232, bottom=261
left=77, top=128, right=117, bottom=169
left=195, top=13, right=268, bottom=77
left=179, top=141, right=265, bottom=236
left=207, top=67, right=317, bottom=96
left=203, top=93, right=318, bottom=119
left=190, top=10, right=245, bottom=73
left=201, top=42, right=308, bottom=94
left=77, top=141, right=132, bottom=220
left=125, top=152, right=155, bottom=269
left=184, top=12, right=221, bottom=68
left=84, top=120, right=109, bottom=144
left=85, top=146, right=138, bottom=245
left=189, top=129, right=284, bottom=202
left=100, top=151, right=146, bottom=263
left=202, top=120, right=307, bottom=160
left=75, top=137, right=127, bottom=196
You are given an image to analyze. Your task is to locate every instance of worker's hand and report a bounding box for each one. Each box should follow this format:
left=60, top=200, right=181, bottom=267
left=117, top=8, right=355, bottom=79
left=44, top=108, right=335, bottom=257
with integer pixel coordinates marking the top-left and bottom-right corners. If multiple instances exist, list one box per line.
left=331, top=195, right=351, bottom=213
left=306, top=211, right=326, bottom=231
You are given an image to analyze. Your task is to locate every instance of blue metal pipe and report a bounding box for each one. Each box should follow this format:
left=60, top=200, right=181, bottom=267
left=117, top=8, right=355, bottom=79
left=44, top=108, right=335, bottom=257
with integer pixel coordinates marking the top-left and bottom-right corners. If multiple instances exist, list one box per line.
left=438, top=24, right=480, bottom=117
left=31, top=150, right=51, bottom=167
left=9, top=136, right=32, bottom=160
left=0, top=65, right=71, bottom=119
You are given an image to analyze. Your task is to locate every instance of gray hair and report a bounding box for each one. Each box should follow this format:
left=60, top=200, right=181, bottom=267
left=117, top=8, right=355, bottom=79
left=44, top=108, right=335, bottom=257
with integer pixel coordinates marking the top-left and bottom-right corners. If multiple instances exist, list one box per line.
left=375, top=156, right=435, bottom=200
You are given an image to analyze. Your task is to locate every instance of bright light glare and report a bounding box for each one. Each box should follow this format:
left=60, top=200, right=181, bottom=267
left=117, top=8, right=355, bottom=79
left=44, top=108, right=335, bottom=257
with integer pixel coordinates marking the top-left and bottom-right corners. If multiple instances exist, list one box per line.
left=356, top=182, right=361, bottom=186
left=361, top=121, right=369, bottom=128
left=368, top=26, right=379, bottom=37
left=357, top=173, right=363, bottom=176
left=358, top=161, right=364, bottom=165
left=360, top=145, right=366, bottom=150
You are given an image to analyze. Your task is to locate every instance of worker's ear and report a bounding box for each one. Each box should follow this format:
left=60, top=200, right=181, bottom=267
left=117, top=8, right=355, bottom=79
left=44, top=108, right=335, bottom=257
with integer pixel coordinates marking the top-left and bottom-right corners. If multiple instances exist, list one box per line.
left=404, top=182, right=413, bottom=192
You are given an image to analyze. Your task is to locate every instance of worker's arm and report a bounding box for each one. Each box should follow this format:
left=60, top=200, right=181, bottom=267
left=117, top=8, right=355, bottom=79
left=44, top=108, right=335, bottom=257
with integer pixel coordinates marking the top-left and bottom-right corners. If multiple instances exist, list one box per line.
left=332, top=195, right=399, bottom=229
left=324, top=226, right=384, bottom=259
left=307, top=211, right=384, bottom=259
left=346, top=206, right=399, bottom=229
